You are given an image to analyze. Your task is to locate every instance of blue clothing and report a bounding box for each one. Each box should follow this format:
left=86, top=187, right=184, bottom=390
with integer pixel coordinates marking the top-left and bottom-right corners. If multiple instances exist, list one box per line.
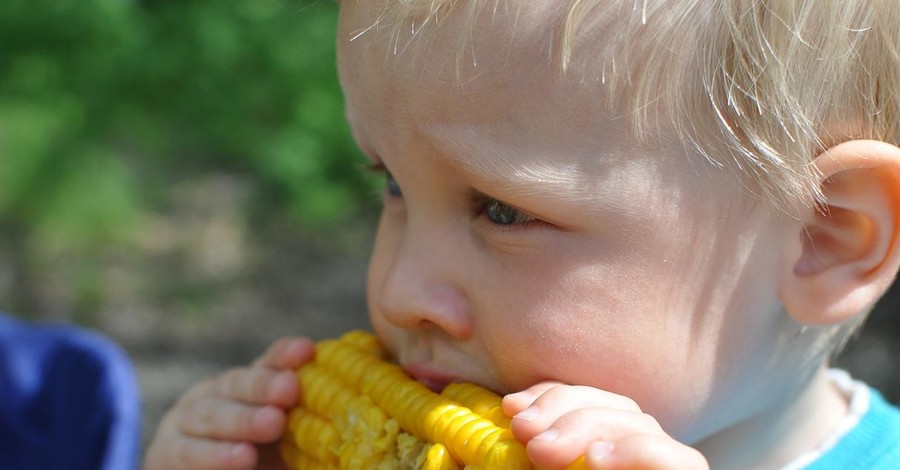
left=805, top=388, right=900, bottom=469
left=0, top=314, right=140, bottom=470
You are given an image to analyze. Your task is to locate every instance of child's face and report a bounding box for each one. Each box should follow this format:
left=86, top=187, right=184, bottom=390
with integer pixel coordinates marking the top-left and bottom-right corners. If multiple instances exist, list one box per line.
left=338, top=3, right=805, bottom=443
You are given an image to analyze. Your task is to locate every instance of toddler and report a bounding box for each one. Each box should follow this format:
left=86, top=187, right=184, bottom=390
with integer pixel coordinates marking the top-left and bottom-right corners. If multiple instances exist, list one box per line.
left=145, top=0, right=900, bottom=468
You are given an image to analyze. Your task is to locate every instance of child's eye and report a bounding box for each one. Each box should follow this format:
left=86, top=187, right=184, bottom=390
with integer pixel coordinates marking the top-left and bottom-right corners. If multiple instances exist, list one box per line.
left=483, top=199, right=536, bottom=225
left=367, top=162, right=403, bottom=198
left=385, top=171, right=403, bottom=198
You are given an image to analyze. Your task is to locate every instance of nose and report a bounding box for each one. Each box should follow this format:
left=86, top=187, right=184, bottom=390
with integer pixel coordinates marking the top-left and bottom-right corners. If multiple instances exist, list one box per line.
left=370, top=225, right=473, bottom=340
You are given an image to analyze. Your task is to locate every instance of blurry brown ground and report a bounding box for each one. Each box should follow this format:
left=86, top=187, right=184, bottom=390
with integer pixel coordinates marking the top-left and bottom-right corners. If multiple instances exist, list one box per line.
left=3, top=174, right=897, bottom=453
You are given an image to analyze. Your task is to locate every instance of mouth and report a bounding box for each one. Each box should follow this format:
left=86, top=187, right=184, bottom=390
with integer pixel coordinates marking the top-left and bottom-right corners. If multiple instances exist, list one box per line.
left=401, top=363, right=458, bottom=393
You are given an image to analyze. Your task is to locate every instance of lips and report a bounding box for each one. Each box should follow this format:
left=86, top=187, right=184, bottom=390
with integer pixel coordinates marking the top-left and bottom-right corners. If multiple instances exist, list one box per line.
left=401, top=363, right=459, bottom=393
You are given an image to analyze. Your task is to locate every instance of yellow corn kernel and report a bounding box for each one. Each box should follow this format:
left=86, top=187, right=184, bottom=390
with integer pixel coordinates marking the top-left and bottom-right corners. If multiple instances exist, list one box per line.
left=422, top=443, right=456, bottom=470
left=287, top=408, right=340, bottom=464
left=282, top=331, right=534, bottom=469
left=441, top=383, right=510, bottom=429
left=339, top=329, right=388, bottom=358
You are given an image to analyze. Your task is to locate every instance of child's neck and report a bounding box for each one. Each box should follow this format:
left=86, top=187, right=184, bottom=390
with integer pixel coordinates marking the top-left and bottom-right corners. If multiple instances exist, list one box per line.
left=697, top=366, right=850, bottom=470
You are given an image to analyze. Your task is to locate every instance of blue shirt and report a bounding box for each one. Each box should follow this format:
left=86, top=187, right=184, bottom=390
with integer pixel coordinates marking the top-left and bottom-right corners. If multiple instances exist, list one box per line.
left=0, top=314, right=140, bottom=470
left=805, top=387, right=900, bottom=469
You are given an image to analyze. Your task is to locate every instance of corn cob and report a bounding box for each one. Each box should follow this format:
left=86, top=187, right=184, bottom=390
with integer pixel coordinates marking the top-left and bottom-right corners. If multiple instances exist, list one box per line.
left=280, top=330, right=534, bottom=470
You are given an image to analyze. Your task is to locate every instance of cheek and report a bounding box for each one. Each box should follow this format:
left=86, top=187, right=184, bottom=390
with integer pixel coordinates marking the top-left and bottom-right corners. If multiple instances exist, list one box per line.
left=478, top=264, right=645, bottom=389
left=477, top=249, right=719, bottom=424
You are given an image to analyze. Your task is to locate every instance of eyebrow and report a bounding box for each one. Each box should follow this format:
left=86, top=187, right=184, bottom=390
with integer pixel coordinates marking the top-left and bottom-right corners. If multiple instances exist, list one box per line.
left=421, top=122, right=589, bottom=200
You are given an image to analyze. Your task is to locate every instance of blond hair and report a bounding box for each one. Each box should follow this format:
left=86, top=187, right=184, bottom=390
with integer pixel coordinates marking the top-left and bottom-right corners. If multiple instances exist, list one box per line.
left=350, top=0, right=900, bottom=215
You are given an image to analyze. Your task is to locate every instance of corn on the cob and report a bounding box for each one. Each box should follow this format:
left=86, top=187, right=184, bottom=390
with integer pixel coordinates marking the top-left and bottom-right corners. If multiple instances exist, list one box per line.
left=280, top=330, right=534, bottom=469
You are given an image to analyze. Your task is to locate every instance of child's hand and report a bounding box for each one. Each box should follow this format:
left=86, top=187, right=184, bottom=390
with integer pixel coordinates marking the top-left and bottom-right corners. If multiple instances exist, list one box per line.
left=144, top=337, right=314, bottom=470
left=503, top=382, right=709, bottom=470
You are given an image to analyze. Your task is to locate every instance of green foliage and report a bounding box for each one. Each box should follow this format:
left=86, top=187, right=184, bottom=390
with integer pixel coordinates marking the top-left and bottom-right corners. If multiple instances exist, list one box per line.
left=0, top=0, right=372, bottom=255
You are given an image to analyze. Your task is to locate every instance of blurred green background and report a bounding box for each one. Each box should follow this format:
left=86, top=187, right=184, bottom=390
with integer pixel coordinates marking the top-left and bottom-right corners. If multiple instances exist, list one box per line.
left=1, top=0, right=381, bottom=445
left=2, top=0, right=898, bottom=453
left=0, top=0, right=377, bottom=323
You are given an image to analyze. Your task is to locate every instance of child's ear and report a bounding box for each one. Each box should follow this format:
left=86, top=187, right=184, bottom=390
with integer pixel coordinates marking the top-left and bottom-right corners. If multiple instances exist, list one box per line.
left=782, top=139, right=900, bottom=326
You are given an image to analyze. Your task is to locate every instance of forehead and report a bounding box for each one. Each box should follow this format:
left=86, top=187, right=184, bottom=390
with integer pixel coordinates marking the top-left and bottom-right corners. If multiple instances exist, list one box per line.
left=336, top=1, right=644, bottom=158
left=333, top=0, right=710, bottom=145
left=335, top=0, right=702, bottom=93
left=337, top=2, right=556, bottom=112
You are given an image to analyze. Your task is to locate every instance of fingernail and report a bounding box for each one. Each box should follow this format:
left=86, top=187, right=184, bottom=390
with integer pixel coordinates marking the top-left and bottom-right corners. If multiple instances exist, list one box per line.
left=587, top=441, right=615, bottom=460
left=514, top=406, right=539, bottom=421
left=532, top=428, right=560, bottom=442
left=229, top=443, right=251, bottom=463
left=505, top=390, right=534, bottom=403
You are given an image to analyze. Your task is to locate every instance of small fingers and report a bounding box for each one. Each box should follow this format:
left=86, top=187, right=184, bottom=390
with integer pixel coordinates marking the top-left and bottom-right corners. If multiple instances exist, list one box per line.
left=214, top=367, right=300, bottom=407
left=502, top=381, right=564, bottom=416
left=144, top=338, right=312, bottom=470
left=583, top=433, right=709, bottom=470
left=506, top=382, right=642, bottom=442
left=179, top=397, right=287, bottom=443
left=503, top=383, right=691, bottom=470
left=253, top=337, right=315, bottom=369
left=145, top=433, right=258, bottom=470
left=523, top=407, right=663, bottom=469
